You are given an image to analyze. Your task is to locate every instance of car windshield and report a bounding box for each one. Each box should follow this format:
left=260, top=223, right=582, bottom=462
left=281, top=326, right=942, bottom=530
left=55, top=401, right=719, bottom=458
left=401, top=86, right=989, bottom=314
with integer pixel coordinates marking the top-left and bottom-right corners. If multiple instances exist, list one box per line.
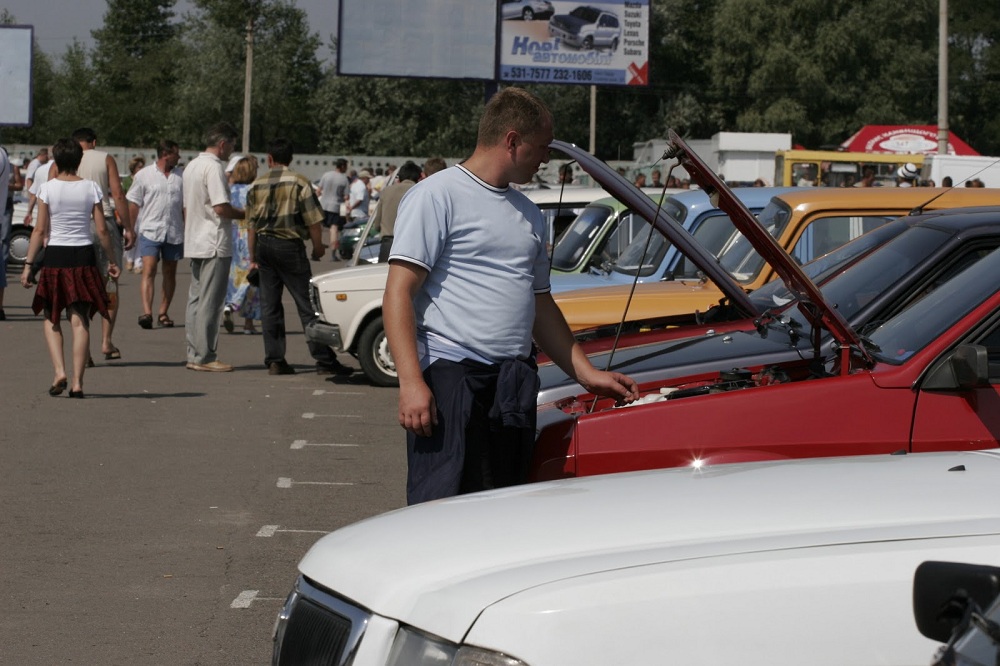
left=570, top=6, right=600, bottom=21
left=717, top=203, right=791, bottom=283
left=868, top=244, right=1000, bottom=365
left=551, top=204, right=613, bottom=270
left=609, top=197, right=739, bottom=279
left=749, top=219, right=911, bottom=311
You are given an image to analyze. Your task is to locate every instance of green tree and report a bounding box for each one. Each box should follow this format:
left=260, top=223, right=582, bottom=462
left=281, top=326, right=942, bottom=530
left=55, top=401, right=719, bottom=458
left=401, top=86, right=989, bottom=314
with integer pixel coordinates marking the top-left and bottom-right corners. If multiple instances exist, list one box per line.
left=90, top=0, right=180, bottom=145
left=170, top=0, right=322, bottom=152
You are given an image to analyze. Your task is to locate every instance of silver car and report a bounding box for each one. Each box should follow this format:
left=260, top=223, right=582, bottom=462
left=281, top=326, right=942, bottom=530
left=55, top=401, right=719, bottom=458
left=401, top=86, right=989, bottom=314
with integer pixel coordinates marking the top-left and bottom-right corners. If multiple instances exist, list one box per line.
left=500, top=0, right=554, bottom=21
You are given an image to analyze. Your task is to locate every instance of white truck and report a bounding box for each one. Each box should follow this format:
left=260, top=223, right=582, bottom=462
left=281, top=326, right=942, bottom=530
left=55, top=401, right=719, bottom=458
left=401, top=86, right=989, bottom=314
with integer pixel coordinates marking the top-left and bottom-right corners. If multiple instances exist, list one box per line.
left=920, top=154, right=1000, bottom=187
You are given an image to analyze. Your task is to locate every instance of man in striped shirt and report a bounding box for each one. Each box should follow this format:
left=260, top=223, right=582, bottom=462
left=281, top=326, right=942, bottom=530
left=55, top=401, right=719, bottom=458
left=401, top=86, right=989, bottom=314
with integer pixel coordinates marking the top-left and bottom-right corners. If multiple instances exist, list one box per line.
left=246, top=138, right=352, bottom=377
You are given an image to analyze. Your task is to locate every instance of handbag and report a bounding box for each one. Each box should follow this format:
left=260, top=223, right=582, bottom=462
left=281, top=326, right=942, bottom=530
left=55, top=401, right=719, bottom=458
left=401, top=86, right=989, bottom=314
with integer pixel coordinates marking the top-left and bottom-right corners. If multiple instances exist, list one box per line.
left=246, top=267, right=259, bottom=287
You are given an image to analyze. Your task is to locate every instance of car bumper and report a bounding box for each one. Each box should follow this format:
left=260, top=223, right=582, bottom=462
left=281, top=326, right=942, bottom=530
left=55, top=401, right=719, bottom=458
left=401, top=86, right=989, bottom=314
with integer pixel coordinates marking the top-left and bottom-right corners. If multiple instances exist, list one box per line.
left=305, top=319, right=344, bottom=350
left=549, top=25, right=580, bottom=46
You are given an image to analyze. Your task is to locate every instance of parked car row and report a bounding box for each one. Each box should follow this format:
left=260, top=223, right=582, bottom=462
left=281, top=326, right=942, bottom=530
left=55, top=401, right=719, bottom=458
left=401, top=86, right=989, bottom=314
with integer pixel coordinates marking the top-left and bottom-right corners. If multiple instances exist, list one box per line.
left=277, top=134, right=1000, bottom=664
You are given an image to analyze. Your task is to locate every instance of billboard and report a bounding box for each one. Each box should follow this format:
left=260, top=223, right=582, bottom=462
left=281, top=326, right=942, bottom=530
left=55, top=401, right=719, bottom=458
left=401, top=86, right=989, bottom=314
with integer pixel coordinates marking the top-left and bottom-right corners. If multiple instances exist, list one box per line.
left=338, top=0, right=497, bottom=80
left=0, top=25, right=33, bottom=126
left=499, top=0, right=650, bottom=86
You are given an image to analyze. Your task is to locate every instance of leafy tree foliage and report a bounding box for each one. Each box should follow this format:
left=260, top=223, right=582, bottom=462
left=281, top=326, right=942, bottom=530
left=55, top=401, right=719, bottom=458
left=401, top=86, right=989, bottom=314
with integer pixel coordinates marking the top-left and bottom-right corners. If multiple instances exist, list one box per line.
left=6, top=0, right=1000, bottom=156
left=90, top=0, right=179, bottom=145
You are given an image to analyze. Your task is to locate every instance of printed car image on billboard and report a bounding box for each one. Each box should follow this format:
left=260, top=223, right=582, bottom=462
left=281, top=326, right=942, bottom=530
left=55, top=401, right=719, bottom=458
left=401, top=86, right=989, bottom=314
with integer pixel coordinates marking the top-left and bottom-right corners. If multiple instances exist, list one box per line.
left=499, top=0, right=649, bottom=86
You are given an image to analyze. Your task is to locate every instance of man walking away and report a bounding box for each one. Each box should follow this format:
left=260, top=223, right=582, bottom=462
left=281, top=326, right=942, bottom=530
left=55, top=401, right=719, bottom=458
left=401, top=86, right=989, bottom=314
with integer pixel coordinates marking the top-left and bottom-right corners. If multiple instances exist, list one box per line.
left=74, top=127, right=135, bottom=362
left=126, top=140, right=184, bottom=330
left=182, top=122, right=244, bottom=372
left=316, top=158, right=350, bottom=257
left=246, top=138, right=353, bottom=377
left=371, top=161, right=422, bottom=263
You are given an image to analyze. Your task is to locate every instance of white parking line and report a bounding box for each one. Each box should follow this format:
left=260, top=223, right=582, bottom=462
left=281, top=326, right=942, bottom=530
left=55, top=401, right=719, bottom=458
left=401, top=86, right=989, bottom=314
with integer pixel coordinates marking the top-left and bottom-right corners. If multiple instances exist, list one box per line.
left=312, top=389, right=366, bottom=396
left=290, top=439, right=360, bottom=449
left=256, top=524, right=330, bottom=538
left=301, top=412, right=363, bottom=419
left=277, top=477, right=354, bottom=488
left=230, top=590, right=284, bottom=608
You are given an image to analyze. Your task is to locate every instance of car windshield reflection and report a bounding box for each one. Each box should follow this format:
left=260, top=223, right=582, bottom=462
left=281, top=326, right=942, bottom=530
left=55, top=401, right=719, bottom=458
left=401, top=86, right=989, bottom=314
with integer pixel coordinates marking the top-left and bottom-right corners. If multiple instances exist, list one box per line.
left=551, top=205, right=614, bottom=271
left=868, top=244, right=1000, bottom=364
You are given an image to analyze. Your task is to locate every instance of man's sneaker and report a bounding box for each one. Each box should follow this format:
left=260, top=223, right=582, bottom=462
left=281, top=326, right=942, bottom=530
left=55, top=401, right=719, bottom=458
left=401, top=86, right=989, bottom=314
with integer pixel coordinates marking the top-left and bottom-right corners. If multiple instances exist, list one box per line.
left=187, top=360, right=234, bottom=372
left=268, top=361, right=296, bottom=375
left=316, top=360, right=353, bottom=376
left=222, top=307, right=235, bottom=334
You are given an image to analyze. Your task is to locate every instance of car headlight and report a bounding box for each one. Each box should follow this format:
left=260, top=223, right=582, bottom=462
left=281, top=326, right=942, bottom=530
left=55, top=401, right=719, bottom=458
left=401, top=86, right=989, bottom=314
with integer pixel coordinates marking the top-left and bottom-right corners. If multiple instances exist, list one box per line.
left=387, top=626, right=529, bottom=666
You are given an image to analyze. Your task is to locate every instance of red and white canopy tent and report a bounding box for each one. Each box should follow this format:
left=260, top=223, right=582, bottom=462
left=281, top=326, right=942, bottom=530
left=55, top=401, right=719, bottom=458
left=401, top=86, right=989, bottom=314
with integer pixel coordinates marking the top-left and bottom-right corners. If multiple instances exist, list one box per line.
left=840, top=125, right=980, bottom=155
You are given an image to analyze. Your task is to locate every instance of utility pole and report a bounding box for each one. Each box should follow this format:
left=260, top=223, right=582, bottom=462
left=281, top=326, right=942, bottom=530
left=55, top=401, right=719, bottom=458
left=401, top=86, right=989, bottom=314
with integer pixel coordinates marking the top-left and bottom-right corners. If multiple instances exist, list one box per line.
left=242, top=15, right=255, bottom=154
left=937, top=0, right=949, bottom=155
left=589, top=85, right=596, bottom=154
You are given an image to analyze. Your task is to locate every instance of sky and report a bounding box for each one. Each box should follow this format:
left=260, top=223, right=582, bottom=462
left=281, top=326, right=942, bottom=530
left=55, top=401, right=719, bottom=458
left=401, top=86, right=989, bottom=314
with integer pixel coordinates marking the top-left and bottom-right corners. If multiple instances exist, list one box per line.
left=2, top=0, right=340, bottom=62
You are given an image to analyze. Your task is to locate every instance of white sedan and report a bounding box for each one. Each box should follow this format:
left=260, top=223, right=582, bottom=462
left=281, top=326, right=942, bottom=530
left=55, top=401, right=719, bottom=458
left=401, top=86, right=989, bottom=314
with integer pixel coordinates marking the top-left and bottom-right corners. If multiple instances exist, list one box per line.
left=273, top=449, right=1000, bottom=665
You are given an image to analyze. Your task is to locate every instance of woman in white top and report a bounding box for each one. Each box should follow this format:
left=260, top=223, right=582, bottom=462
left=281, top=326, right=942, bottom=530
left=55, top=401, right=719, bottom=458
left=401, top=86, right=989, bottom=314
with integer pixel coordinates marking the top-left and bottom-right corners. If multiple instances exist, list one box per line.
left=19, top=138, right=120, bottom=398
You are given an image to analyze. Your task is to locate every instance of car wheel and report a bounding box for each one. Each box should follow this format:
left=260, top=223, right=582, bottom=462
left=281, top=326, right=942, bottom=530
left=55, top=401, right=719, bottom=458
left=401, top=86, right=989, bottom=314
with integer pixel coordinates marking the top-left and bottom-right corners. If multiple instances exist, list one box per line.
left=339, top=244, right=353, bottom=260
left=8, top=225, right=31, bottom=265
left=522, top=7, right=534, bottom=20
left=582, top=36, right=594, bottom=50
left=357, top=316, right=398, bottom=387
left=611, top=37, right=619, bottom=52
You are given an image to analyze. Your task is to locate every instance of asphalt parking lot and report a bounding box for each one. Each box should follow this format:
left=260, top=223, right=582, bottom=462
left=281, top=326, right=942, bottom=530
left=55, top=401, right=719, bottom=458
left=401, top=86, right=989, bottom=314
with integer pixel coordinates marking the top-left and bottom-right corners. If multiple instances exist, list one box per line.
left=0, top=256, right=406, bottom=664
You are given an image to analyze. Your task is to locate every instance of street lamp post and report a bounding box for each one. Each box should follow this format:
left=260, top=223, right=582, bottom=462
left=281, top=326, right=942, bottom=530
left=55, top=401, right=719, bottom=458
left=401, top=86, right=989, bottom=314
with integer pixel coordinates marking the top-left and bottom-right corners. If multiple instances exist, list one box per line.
left=937, top=0, right=949, bottom=155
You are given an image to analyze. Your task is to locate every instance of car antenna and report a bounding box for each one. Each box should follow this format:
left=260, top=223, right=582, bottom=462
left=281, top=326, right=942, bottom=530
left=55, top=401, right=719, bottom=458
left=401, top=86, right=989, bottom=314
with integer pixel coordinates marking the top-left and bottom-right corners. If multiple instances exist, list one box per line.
left=909, top=156, right=1000, bottom=216
left=590, top=154, right=675, bottom=413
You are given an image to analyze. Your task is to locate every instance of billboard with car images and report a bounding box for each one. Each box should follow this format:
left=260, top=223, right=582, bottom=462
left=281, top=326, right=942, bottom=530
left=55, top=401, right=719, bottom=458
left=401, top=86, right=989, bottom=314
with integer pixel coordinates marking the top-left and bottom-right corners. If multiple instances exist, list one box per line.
left=499, top=0, right=650, bottom=86
left=0, top=25, right=33, bottom=126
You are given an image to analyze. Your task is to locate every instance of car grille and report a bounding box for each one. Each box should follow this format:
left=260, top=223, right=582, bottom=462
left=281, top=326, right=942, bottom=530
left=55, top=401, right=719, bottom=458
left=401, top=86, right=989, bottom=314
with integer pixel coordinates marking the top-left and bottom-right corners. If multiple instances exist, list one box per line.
left=274, top=576, right=370, bottom=666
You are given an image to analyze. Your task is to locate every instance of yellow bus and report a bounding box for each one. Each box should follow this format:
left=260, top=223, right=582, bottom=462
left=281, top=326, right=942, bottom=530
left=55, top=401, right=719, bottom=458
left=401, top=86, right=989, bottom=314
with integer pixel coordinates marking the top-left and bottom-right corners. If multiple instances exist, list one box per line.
left=774, top=150, right=925, bottom=188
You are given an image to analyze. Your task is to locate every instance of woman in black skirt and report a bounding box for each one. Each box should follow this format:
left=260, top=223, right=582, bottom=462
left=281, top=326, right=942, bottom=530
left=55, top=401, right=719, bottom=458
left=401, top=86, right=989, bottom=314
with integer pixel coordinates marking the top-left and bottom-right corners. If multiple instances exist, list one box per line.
left=19, top=138, right=121, bottom=398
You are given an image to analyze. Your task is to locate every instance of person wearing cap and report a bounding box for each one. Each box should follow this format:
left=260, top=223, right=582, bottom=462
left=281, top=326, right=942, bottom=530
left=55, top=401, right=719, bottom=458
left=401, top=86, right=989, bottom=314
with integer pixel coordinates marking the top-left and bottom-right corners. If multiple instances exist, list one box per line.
left=896, top=162, right=919, bottom=188
left=347, top=169, right=371, bottom=222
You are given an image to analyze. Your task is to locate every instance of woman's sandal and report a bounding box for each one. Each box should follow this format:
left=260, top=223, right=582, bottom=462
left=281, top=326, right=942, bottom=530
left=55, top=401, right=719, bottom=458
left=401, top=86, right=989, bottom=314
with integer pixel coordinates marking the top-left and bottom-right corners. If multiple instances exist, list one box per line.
left=49, top=378, right=68, bottom=396
left=68, top=389, right=84, bottom=398
left=138, top=314, right=153, bottom=329
left=104, top=347, right=121, bottom=360
left=158, top=313, right=174, bottom=328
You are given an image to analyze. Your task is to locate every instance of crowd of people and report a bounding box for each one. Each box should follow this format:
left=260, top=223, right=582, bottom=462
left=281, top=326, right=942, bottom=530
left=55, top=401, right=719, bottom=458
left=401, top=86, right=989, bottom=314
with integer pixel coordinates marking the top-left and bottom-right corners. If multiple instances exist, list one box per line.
left=3, top=122, right=368, bottom=396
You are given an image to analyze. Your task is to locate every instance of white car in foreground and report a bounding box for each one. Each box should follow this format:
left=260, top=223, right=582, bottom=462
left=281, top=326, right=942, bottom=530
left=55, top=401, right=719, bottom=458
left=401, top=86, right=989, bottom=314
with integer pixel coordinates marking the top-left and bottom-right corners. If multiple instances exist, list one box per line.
left=273, top=450, right=1000, bottom=665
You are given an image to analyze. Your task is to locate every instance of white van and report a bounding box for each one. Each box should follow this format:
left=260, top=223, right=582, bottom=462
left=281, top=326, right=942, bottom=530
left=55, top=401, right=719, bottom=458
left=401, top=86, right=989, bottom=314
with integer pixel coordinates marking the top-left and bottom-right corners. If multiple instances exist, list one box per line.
left=921, top=154, right=1000, bottom=187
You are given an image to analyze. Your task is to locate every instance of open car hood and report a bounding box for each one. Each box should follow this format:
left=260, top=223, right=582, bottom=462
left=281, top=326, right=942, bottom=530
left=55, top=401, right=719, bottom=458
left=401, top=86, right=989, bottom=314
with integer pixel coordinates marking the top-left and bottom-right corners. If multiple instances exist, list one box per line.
left=662, top=131, right=869, bottom=359
left=552, top=140, right=760, bottom=319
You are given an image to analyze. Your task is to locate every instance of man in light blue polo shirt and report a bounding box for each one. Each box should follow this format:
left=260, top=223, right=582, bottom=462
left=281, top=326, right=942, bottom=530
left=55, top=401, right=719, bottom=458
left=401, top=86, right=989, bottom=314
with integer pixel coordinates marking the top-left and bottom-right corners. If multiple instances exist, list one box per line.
left=384, top=87, right=637, bottom=505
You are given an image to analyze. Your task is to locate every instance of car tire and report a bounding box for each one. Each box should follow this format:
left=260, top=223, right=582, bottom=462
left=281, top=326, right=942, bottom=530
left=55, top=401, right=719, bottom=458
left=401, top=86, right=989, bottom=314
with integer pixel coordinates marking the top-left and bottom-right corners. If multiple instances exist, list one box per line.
left=8, top=225, right=32, bottom=265
left=357, top=316, right=398, bottom=387
left=611, top=37, right=619, bottom=52
left=582, top=36, right=594, bottom=50
left=339, top=244, right=353, bottom=260
left=522, top=7, right=534, bottom=20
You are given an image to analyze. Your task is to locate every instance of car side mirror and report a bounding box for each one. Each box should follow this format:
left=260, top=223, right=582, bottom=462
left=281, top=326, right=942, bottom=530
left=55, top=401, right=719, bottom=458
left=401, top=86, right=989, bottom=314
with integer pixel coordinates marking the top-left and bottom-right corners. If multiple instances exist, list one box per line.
left=913, top=561, right=1000, bottom=643
left=922, top=344, right=990, bottom=391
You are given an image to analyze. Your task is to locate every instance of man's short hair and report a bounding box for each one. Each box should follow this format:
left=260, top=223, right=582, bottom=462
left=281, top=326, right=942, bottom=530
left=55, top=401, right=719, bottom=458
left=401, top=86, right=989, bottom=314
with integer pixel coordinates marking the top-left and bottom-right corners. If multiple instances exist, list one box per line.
left=156, top=139, right=180, bottom=159
left=71, top=127, right=98, bottom=144
left=53, top=137, right=84, bottom=173
left=267, top=138, right=294, bottom=166
left=422, top=157, right=447, bottom=177
left=477, top=87, right=551, bottom=147
left=203, top=122, right=238, bottom=149
left=36, top=147, right=49, bottom=157
left=397, top=161, right=422, bottom=183
left=335, top=158, right=348, bottom=170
